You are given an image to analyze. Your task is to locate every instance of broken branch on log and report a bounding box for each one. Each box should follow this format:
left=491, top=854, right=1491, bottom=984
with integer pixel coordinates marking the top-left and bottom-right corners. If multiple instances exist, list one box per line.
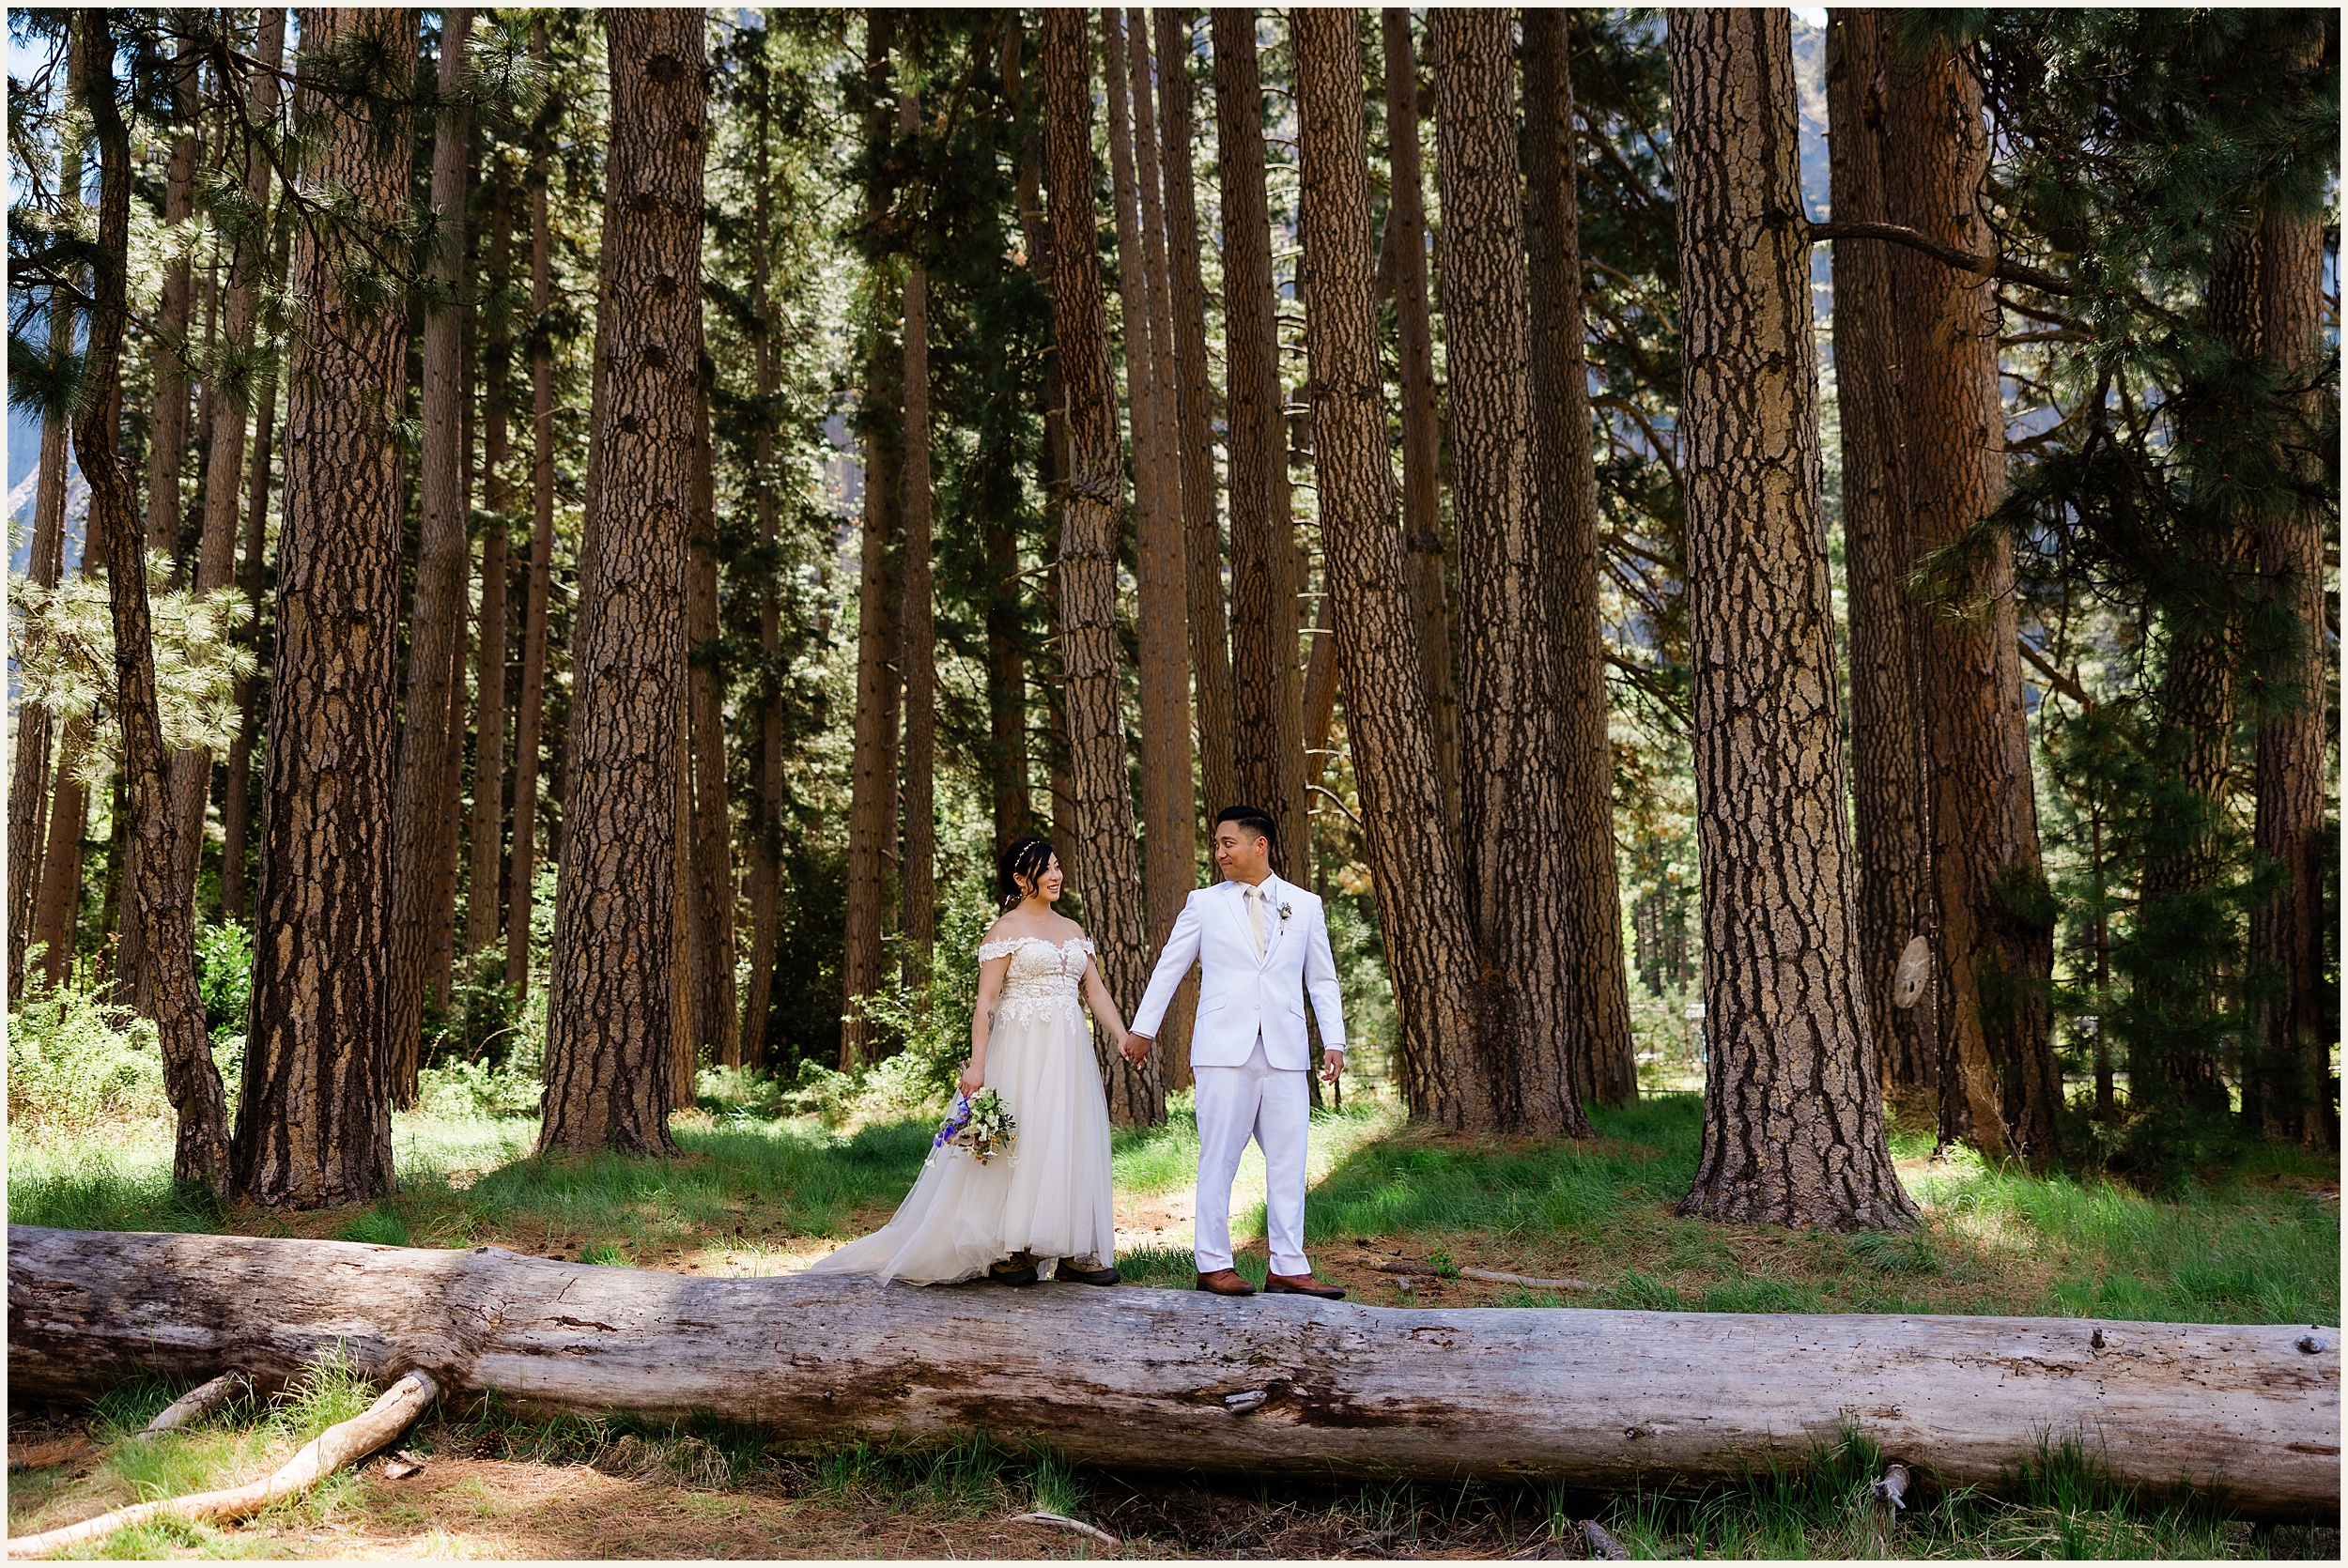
left=6, top=1370, right=436, bottom=1559
left=6, top=1228, right=2337, bottom=1519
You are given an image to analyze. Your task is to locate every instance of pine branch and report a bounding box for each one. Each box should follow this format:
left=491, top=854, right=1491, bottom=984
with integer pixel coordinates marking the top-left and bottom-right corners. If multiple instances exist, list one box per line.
left=1798, top=215, right=2074, bottom=297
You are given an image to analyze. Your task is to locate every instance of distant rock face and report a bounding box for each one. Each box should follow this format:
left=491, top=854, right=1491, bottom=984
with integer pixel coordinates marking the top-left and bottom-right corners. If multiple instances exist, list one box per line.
left=7, top=451, right=89, bottom=576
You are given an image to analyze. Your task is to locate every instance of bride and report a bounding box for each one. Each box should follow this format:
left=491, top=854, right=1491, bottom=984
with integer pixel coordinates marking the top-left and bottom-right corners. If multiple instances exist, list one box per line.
left=809, top=838, right=1134, bottom=1287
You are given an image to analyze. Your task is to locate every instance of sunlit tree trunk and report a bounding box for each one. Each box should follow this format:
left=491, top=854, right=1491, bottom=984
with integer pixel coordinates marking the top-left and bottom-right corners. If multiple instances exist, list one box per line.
left=384, top=7, right=475, bottom=1107
left=1379, top=8, right=1459, bottom=838
left=1292, top=6, right=1499, bottom=1131
left=1881, top=36, right=2060, bottom=1164
left=1520, top=8, right=1639, bottom=1113
left=506, top=19, right=558, bottom=1000
left=1107, top=8, right=1197, bottom=1085
left=70, top=9, right=231, bottom=1195
left=2246, top=204, right=2332, bottom=1152
left=1825, top=12, right=1938, bottom=1102
left=538, top=8, right=706, bottom=1158
left=166, top=6, right=286, bottom=956
left=1043, top=7, right=1160, bottom=1124
left=234, top=5, right=417, bottom=1207
left=1430, top=9, right=1591, bottom=1137
left=1667, top=7, right=1915, bottom=1230
left=1213, top=9, right=1307, bottom=879
left=1156, top=8, right=1238, bottom=835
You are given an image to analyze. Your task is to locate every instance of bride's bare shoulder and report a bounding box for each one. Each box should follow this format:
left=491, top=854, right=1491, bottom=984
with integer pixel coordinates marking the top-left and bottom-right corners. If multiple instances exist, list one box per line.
left=980, top=915, right=1029, bottom=951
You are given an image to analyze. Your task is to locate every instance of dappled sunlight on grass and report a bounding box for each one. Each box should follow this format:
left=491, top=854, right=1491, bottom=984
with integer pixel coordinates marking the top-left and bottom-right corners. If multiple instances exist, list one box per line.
left=5, top=1081, right=2332, bottom=1325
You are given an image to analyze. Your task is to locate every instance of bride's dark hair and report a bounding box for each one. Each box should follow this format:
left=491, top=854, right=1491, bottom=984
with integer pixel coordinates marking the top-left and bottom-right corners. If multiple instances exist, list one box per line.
left=996, top=837, right=1058, bottom=912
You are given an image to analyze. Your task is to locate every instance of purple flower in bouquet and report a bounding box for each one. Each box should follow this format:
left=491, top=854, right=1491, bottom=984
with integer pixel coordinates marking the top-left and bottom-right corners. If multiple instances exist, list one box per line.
left=933, top=1094, right=975, bottom=1151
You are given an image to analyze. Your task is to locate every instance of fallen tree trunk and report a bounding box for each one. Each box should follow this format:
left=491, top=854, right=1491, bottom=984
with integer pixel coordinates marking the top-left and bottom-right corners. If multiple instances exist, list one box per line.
left=8, top=1228, right=2336, bottom=1518
left=7, top=1371, right=436, bottom=1559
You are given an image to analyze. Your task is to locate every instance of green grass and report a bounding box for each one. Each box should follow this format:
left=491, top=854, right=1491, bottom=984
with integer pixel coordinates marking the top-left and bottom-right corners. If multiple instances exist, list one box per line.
left=8, top=1084, right=2336, bottom=1332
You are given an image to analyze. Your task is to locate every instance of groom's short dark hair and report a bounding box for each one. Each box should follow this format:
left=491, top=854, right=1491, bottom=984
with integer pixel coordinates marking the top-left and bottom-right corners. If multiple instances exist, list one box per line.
left=1215, top=805, right=1276, bottom=846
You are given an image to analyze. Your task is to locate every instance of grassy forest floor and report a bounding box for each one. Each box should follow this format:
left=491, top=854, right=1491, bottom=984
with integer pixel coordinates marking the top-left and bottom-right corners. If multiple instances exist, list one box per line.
left=7, top=1082, right=2340, bottom=1559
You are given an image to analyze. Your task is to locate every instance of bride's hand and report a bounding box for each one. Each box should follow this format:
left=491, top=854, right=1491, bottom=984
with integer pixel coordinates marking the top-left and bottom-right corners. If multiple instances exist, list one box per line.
left=958, top=1061, right=984, bottom=1098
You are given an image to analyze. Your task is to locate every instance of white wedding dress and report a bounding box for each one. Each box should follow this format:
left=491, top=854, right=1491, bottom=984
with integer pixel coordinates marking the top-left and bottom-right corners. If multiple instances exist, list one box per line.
left=809, top=935, right=1119, bottom=1284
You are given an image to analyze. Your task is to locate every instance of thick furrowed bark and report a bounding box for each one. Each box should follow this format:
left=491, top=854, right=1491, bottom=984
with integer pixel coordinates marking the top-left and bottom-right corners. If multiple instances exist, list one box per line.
left=1668, top=9, right=1914, bottom=1230
left=7, top=1228, right=2336, bottom=1521
left=1043, top=7, right=1159, bottom=1123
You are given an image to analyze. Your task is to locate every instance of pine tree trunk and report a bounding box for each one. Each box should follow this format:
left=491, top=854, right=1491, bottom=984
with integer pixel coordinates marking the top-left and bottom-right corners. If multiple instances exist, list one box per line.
left=1043, top=7, right=1161, bottom=1125
left=428, top=550, right=471, bottom=1011
left=9, top=25, right=90, bottom=998
left=70, top=14, right=233, bottom=1196
left=506, top=19, right=558, bottom=1000
left=383, top=8, right=475, bottom=1108
left=1880, top=38, right=2060, bottom=1165
left=1825, top=11, right=1939, bottom=1101
left=1292, top=8, right=1499, bottom=1131
left=465, top=177, right=513, bottom=962
left=687, top=388, right=740, bottom=1068
left=538, top=8, right=706, bottom=1158
left=1379, top=9, right=1460, bottom=839
left=1003, top=16, right=1054, bottom=853
left=8, top=364, right=74, bottom=1000
left=162, top=6, right=286, bottom=959
left=143, top=38, right=198, bottom=566
left=2246, top=203, right=2331, bottom=1152
left=234, top=6, right=418, bottom=1208
left=220, top=218, right=290, bottom=929
left=898, top=86, right=939, bottom=986
left=1428, top=10, right=1588, bottom=1138
left=1213, top=9, right=1308, bottom=881
left=741, top=88, right=783, bottom=1066
left=1156, top=8, right=1239, bottom=830
left=840, top=15, right=901, bottom=1071
left=1110, top=9, right=1197, bottom=1084
left=112, top=39, right=205, bottom=1015
left=1520, top=10, right=1639, bottom=1114
left=1667, top=8, right=1916, bottom=1231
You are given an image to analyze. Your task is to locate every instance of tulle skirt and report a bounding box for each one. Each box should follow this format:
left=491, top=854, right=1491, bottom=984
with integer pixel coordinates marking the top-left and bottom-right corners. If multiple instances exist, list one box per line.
left=808, top=997, right=1117, bottom=1284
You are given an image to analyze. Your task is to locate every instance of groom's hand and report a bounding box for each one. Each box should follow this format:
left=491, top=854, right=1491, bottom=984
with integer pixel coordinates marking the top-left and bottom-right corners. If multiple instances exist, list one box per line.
left=1120, top=1032, right=1152, bottom=1068
left=1321, top=1048, right=1345, bottom=1084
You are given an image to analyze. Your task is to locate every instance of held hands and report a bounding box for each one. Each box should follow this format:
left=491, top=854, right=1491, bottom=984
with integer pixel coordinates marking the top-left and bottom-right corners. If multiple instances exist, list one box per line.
left=1321, top=1048, right=1345, bottom=1085
left=1120, top=1032, right=1151, bottom=1068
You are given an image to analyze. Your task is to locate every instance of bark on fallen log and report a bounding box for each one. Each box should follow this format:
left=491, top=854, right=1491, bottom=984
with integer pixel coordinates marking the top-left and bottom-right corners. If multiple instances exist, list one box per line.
left=7, top=1227, right=2337, bottom=1519
left=7, top=1371, right=436, bottom=1559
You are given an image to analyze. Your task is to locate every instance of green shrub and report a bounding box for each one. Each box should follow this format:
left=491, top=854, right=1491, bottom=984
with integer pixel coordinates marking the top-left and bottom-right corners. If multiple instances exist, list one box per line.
left=796, top=906, right=993, bottom=1125
left=7, top=965, right=167, bottom=1137
left=193, top=920, right=252, bottom=1039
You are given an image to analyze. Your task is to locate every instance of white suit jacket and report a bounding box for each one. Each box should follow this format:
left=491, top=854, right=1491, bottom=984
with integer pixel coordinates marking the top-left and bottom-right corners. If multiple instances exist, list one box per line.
left=1130, top=874, right=1347, bottom=1071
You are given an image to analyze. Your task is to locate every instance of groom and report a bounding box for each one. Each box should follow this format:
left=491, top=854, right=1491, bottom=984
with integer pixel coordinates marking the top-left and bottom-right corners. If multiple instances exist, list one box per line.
left=1126, top=806, right=1348, bottom=1299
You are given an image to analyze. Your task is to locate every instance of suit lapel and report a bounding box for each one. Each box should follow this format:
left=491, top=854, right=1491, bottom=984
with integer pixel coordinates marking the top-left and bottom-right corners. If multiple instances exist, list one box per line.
left=1256, top=876, right=1284, bottom=967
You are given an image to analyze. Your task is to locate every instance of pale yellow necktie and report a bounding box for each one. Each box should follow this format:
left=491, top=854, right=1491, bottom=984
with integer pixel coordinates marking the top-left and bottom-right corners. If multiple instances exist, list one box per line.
left=1245, top=885, right=1265, bottom=958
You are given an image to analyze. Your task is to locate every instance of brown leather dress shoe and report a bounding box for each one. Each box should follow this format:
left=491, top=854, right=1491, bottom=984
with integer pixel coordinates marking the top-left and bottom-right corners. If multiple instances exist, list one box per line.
left=1195, top=1268, right=1257, bottom=1297
left=1264, top=1271, right=1346, bottom=1299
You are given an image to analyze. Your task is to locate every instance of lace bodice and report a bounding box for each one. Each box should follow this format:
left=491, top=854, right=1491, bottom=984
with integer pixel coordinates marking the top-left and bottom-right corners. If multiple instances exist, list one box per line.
left=981, top=934, right=1093, bottom=1022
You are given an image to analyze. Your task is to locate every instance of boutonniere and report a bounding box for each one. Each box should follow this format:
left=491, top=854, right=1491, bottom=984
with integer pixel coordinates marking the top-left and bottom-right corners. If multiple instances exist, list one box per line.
left=1277, top=902, right=1293, bottom=924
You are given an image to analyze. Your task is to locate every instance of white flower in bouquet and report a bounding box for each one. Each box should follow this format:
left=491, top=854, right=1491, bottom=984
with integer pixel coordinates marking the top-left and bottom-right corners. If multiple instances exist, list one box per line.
left=934, top=1087, right=1019, bottom=1164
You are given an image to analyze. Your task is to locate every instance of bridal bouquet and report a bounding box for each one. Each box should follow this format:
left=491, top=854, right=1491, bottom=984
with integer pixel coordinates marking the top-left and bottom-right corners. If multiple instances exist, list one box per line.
left=934, top=1088, right=1018, bottom=1164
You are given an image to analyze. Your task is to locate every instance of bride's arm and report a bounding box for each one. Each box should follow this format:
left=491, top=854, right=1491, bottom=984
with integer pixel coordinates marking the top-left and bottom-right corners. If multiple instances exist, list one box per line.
left=965, top=955, right=1012, bottom=1096
left=1078, top=956, right=1134, bottom=1055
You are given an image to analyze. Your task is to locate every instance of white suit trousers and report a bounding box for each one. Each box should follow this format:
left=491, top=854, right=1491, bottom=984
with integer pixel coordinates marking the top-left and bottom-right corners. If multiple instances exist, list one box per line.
left=1192, top=1036, right=1310, bottom=1276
